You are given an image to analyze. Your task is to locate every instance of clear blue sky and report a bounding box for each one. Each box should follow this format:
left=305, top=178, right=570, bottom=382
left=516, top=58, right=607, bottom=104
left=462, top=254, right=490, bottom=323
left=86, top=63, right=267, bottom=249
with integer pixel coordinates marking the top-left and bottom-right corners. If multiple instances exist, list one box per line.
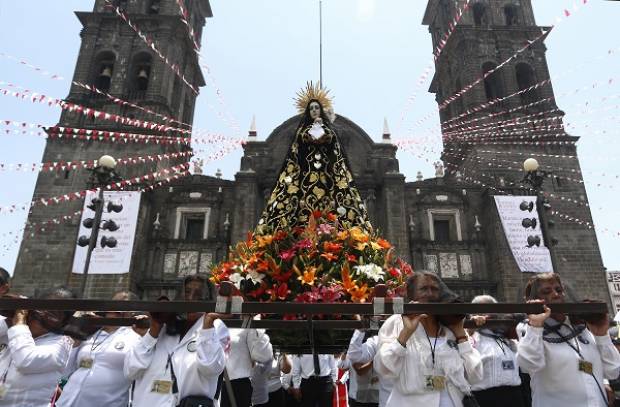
left=0, top=0, right=619, bottom=273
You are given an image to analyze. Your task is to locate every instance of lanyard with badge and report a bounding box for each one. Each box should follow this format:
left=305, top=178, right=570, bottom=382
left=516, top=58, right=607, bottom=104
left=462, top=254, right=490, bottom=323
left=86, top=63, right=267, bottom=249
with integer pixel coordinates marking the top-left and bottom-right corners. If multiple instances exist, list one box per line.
left=479, top=330, right=515, bottom=371
left=423, top=326, right=446, bottom=392
left=544, top=323, right=593, bottom=374
left=79, top=329, right=115, bottom=369
left=150, top=354, right=174, bottom=395
left=544, top=322, right=608, bottom=404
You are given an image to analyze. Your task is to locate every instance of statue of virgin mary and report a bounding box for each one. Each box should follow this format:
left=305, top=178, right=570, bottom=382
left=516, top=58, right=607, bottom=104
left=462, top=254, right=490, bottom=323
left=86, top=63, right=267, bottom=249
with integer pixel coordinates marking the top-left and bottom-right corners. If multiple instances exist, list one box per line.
left=257, top=82, right=371, bottom=232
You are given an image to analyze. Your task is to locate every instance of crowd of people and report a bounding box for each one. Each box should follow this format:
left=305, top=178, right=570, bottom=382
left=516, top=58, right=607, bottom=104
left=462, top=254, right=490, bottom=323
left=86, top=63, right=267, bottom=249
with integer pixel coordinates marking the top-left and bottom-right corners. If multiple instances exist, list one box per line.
left=0, top=266, right=619, bottom=407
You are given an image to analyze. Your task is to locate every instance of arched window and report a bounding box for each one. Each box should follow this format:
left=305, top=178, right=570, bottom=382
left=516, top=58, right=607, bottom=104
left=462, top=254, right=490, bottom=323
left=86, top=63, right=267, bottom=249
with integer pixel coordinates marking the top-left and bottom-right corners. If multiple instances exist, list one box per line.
left=482, top=62, right=503, bottom=101
left=504, top=4, right=520, bottom=26
left=92, top=51, right=115, bottom=92
left=473, top=2, right=488, bottom=26
left=515, top=63, right=538, bottom=105
left=147, top=0, right=160, bottom=14
left=128, top=53, right=153, bottom=97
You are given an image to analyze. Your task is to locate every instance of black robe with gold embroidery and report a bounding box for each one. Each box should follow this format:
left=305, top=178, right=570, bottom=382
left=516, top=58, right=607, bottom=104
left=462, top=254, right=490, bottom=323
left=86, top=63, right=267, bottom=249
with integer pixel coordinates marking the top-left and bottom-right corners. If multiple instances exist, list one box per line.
left=258, top=121, right=371, bottom=232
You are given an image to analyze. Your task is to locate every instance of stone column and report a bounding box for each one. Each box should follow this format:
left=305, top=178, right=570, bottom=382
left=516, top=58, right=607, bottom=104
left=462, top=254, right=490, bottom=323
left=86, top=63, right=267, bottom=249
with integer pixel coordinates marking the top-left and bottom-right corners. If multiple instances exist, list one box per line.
left=381, top=173, right=411, bottom=262
left=231, top=170, right=259, bottom=244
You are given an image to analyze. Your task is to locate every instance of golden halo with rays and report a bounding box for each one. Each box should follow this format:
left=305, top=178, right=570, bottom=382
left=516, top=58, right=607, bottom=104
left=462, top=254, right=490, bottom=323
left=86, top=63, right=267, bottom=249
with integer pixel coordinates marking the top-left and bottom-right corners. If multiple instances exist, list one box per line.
left=294, top=81, right=333, bottom=114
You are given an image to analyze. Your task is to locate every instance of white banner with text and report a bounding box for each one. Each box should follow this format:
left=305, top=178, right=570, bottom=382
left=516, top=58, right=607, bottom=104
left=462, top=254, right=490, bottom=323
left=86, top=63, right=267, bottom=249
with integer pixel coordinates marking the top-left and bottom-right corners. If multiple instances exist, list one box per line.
left=72, top=190, right=141, bottom=274
left=494, top=195, right=553, bottom=273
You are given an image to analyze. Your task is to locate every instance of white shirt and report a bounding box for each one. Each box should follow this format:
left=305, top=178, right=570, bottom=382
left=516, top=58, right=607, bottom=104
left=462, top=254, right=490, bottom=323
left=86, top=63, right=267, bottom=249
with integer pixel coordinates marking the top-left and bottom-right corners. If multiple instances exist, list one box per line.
left=348, top=330, right=392, bottom=406
left=251, top=361, right=271, bottom=406
left=270, top=355, right=289, bottom=393
left=251, top=356, right=285, bottom=405
left=124, top=316, right=230, bottom=407
left=226, top=328, right=273, bottom=381
left=57, top=326, right=141, bottom=407
left=517, top=320, right=620, bottom=407
left=374, top=315, right=483, bottom=407
left=281, top=371, right=293, bottom=390
left=470, top=330, right=521, bottom=391
left=0, top=318, right=72, bottom=407
left=291, top=354, right=337, bottom=388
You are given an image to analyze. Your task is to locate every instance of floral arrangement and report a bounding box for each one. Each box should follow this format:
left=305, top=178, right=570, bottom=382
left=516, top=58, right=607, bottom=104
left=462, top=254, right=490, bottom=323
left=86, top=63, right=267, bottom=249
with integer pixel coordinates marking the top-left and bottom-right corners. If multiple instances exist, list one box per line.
left=210, top=210, right=413, bottom=304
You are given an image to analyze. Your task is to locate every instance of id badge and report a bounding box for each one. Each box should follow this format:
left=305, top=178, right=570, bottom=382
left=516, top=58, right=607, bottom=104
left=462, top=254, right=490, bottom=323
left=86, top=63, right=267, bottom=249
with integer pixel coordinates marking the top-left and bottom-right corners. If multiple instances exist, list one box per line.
left=578, top=360, right=593, bottom=375
left=0, top=383, right=11, bottom=399
left=502, top=360, right=515, bottom=370
left=151, top=380, right=172, bottom=394
left=79, top=358, right=94, bottom=369
left=425, top=375, right=446, bottom=391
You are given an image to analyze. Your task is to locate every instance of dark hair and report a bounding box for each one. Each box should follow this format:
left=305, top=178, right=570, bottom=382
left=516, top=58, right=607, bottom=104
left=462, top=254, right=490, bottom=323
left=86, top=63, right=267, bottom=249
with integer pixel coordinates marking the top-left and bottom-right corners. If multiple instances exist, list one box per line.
left=524, top=273, right=563, bottom=301
left=31, top=286, right=76, bottom=334
left=184, top=275, right=206, bottom=286
left=0, top=267, right=10, bottom=286
left=36, top=285, right=76, bottom=300
left=405, top=271, right=459, bottom=303
left=406, top=271, right=440, bottom=300
left=298, top=99, right=332, bottom=131
left=183, top=275, right=214, bottom=300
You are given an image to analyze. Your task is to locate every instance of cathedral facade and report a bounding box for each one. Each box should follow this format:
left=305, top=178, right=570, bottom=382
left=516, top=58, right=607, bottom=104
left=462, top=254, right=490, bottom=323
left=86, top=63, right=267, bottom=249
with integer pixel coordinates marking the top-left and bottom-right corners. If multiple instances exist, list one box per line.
left=11, top=0, right=611, bottom=306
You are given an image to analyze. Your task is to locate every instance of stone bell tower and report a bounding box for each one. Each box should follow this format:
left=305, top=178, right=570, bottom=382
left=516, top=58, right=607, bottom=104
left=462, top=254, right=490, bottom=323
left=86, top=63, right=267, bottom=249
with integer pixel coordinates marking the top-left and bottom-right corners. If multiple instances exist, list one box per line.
left=423, top=0, right=610, bottom=302
left=12, top=0, right=212, bottom=298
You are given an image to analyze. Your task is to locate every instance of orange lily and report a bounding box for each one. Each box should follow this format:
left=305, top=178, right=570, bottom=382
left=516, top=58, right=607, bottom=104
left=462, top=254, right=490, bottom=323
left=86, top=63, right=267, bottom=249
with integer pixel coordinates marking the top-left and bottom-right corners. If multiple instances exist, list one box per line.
left=350, top=227, right=369, bottom=243
left=370, top=241, right=382, bottom=250
left=323, top=241, right=343, bottom=253
left=256, top=259, right=270, bottom=273
left=349, top=284, right=369, bottom=303
left=298, top=267, right=317, bottom=286
left=256, top=235, right=274, bottom=248
left=266, top=256, right=281, bottom=274
left=355, top=242, right=369, bottom=251
left=247, top=253, right=263, bottom=268
left=376, top=238, right=392, bottom=249
left=336, top=230, right=349, bottom=241
left=320, top=252, right=339, bottom=262
left=341, top=265, right=356, bottom=291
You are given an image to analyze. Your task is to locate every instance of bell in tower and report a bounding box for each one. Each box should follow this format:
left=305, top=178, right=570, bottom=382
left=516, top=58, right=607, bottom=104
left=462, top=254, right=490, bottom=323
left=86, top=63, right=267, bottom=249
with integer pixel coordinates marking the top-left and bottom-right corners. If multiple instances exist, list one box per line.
left=136, top=66, right=150, bottom=92
left=97, top=65, right=113, bottom=92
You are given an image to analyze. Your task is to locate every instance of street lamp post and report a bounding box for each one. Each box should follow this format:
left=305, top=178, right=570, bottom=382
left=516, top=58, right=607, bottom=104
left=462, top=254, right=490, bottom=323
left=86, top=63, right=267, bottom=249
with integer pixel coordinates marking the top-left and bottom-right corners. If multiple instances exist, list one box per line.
left=77, top=155, right=122, bottom=298
left=522, top=157, right=559, bottom=273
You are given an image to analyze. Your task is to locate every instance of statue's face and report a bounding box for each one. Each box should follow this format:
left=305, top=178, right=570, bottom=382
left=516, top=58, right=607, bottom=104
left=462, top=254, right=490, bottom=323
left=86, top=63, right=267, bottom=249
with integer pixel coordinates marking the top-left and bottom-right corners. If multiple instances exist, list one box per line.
left=309, top=101, right=321, bottom=120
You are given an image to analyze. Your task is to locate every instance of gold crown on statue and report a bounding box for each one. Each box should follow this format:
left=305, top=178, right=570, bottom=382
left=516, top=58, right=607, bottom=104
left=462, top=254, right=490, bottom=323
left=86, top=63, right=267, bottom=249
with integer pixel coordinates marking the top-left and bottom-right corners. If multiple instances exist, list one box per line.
left=294, top=81, right=333, bottom=114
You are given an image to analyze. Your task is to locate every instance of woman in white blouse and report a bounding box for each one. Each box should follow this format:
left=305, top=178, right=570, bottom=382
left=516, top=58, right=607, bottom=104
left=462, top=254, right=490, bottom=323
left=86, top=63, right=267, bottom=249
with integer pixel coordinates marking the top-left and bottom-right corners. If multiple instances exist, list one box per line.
left=375, top=271, right=483, bottom=407
left=56, top=291, right=143, bottom=407
left=0, top=286, right=74, bottom=407
left=252, top=352, right=292, bottom=407
left=469, top=295, right=525, bottom=407
left=517, top=273, right=620, bottom=407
